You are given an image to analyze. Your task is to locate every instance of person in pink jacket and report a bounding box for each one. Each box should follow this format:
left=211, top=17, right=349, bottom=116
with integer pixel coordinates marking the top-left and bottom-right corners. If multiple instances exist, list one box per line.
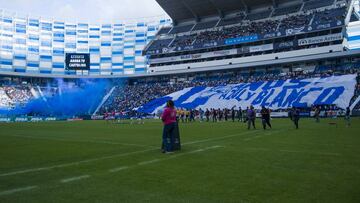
left=161, top=100, right=177, bottom=153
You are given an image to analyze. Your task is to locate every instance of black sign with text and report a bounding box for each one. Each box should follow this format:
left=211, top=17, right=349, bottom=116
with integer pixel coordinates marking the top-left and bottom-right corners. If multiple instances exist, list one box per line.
left=65, top=53, right=90, bottom=70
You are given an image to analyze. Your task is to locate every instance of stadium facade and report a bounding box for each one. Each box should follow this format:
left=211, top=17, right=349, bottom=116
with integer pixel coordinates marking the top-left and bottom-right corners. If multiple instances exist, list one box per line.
left=0, top=0, right=358, bottom=78
left=1, top=0, right=360, bottom=119
left=144, top=0, right=358, bottom=74
left=0, top=10, right=170, bottom=76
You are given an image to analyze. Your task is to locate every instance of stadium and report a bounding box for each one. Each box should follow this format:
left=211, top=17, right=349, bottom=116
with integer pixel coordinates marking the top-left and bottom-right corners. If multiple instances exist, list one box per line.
left=0, top=0, right=360, bottom=202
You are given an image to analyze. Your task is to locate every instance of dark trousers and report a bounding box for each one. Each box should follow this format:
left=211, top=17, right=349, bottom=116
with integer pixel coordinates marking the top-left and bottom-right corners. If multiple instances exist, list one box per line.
left=262, top=118, right=272, bottom=129
left=162, top=123, right=175, bottom=152
left=293, top=118, right=299, bottom=129
left=247, top=118, right=255, bottom=129
left=315, top=115, right=320, bottom=123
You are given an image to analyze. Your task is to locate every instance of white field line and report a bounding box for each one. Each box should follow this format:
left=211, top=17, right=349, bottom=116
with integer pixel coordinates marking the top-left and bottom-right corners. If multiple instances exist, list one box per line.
left=8, top=135, right=152, bottom=148
left=0, top=148, right=158, bottom=177
left=245, top=147, right=341, bottom=156
left=0, top=186, right=38, bottom=196
left=109, top=145, right=223, bottom=173
left=138, top=145, right=224, bottom=165
left=60, top=175, right=90, bottom=183
left=109, top=166, right=130, bottom=173
left=137, top=159, right=161, bottom=165
left=0, top=130, right=270, bottom=178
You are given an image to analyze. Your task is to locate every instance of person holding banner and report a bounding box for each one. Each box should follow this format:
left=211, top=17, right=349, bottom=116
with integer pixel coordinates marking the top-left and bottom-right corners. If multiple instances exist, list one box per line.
left=161, top=100, right=177, bottom=153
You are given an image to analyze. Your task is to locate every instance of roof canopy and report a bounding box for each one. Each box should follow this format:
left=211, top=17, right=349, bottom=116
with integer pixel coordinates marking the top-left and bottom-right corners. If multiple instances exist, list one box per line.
left=156, top=0, right=300, bottom=23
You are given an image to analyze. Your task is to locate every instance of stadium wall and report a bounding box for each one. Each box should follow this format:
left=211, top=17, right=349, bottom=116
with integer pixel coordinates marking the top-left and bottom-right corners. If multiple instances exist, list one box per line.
left=148, top=45, right=345, bottom=73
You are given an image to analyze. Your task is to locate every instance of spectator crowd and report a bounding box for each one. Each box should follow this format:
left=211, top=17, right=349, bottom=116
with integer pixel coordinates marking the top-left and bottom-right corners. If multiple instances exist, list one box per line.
left=98, top=66, right=360, bottom=116
left=148, top=3, right=347, bottom=53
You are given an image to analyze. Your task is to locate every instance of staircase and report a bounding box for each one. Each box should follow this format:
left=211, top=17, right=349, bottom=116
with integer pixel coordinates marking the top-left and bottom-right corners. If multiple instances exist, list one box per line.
left=92, top=86, right=116, bottom=116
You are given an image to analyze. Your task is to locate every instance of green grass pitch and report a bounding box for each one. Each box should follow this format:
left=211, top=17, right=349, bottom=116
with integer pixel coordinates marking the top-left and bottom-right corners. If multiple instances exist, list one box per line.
left=0, top=118, right=359, bottom=203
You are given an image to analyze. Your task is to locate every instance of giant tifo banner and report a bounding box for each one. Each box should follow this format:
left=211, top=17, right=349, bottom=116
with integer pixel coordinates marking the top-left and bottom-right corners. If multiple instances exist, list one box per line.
left=138, top=75, right=357, bottom=113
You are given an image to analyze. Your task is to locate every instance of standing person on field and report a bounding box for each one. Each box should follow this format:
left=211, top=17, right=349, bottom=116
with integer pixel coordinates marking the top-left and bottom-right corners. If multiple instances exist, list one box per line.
left=189, top=109, right=195, bottom=122
left=218, top=108, right=223, bottom=121
left=345, top=107, right=351, bottom=127
left=260, top=106, right=272, bottom=130
left=291, top=107, right=300, bottom=129
left=224, top=109, right=228, bottom=121
left=247, top=106, right=256, bottom=130
left=161, top=100, right=177, bottom=153
left=199, top=108, right=204, bottom=122
left=231, top=107, right=236, bottom=122
left=314, top=106, right=320, bottom=123
left=205, top=108, right=210, bottom=122
left=238, top=107, right=243, bottom=122
left=212, top=109, right=217, bottom=122
left=185, top=109, right=190, bottom=122
left=180, top=109, right=185, bottom=123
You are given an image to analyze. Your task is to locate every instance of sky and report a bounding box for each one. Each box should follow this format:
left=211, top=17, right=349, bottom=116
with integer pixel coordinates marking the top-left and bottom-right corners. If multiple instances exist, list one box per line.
left=0, top=0, right=168, bottom=23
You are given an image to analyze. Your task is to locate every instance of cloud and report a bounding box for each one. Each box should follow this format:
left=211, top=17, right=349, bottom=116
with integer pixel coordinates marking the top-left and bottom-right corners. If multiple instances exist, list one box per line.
left=55, top=4, right=78, bottom=22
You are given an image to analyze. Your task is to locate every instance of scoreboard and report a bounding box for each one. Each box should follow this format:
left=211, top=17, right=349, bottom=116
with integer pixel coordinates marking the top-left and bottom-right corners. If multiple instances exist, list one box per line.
left=65, top=53, right=90, bottom=70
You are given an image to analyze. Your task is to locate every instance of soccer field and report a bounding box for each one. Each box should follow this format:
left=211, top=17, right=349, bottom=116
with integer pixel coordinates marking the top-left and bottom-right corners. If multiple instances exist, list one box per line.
left=0, top=118, right=359, bottom=203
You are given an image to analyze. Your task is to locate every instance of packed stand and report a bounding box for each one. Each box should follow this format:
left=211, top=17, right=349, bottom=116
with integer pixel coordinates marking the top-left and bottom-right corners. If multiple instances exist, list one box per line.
left=147, top=3, right=346, bottom=53
left=99, top=67, right=360, bottom=116
left=4, top=86, right=33, bottom=104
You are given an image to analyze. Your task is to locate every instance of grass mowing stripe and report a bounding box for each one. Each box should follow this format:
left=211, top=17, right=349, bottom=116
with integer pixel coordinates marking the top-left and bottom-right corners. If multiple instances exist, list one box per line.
left=278, top=149, right=341, bottom=156
left=110, top=145, right=223, bottom=173
left=245, top=147, right=341, bottom=156
left=182, top=130, right=263, bottom=145
left=60, top=175, right=90, bottom=183
left=0, top=130, right=270, bottom=177
left=0, top=148, right=158, bottom=177
left=0, top=186, right=38, bottom=196
left=2, top=146, right=223, bottom=196
left=7, top=134, right=152, bottom=148
left=243, top=130, right=281, bottom=141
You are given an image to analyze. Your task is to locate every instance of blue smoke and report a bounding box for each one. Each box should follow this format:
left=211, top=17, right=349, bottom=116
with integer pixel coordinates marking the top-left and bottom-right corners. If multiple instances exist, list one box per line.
left=0, top=79, right=111, bottom=117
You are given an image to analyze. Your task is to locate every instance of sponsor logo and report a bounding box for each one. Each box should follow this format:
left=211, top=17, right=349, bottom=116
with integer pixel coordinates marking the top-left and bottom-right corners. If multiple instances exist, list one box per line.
left=316, top=23, right=331, bottom=30
left=15, top=117, right=28, bottom=122
left=30, top=117, right=43, bottom=122
left=298, top=33, right=343, bottom=46
left=286, top=26, right=305, bottom=36
left=0, top=118, right=11, bottom=122
left=264, top=33, right=277, bottom=39
left=191, top=54, right=202, bottom=59
left=276, top=41, right=295, bottom=49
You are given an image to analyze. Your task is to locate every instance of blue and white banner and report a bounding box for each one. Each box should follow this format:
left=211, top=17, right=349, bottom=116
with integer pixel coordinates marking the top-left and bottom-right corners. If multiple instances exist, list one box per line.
left=138, top=75, right=357, bottom=113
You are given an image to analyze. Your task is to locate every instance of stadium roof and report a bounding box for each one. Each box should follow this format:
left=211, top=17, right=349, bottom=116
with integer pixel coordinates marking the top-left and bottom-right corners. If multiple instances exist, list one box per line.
left=156, top=0, right=298, bottom=23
